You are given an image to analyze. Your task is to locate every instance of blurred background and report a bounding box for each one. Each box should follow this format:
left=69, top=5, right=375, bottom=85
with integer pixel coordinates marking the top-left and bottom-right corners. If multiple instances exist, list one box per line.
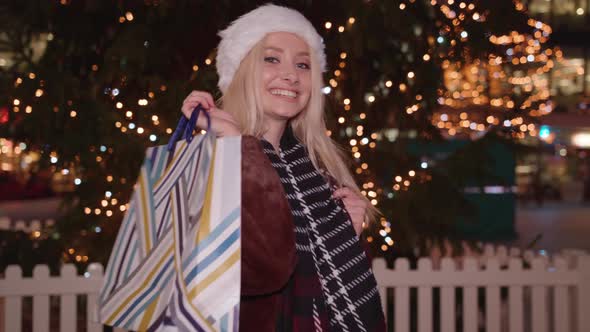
left=0, top=0, right=589, bottom=274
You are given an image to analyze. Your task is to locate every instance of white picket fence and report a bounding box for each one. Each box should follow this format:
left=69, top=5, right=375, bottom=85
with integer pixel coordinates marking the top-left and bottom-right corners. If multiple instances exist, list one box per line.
left=373, top=249, right=590, bottom=332
left=1, top=246, right=589, bottom=332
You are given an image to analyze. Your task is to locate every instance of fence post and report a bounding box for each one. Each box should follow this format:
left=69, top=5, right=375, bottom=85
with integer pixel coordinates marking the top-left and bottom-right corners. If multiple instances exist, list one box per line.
left=87, top=263, right=104, bottom=332
left=3, top=266, right=23, bottom=332
left=578, top=255, right=590, bottom=332
left=33, top=265, right=50, bottom=332
left=60, top=264, right=77, bottom=332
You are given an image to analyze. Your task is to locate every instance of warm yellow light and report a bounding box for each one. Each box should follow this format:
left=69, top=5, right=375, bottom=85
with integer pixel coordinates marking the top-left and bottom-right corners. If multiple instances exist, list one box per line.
left=572, top=133, right=590, bottom=148
left=125, top=12, right=134, bottom=21
left=385, top=80, right=393, bottom=88
left=325, top=22, right=332, bottom=29
left=205, top=58, right=212, bottom=65
left=348, top=17, right=356, bottom=24
left=116, top=102, right=123, bottom=109
left=343, top=98, right=351, bottom=105
left=35, top=89, right=44, bottom=97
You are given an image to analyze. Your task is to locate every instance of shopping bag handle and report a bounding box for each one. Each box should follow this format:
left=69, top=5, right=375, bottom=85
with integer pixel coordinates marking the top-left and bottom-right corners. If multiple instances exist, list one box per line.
left=167, top=105, right=211, bottom=152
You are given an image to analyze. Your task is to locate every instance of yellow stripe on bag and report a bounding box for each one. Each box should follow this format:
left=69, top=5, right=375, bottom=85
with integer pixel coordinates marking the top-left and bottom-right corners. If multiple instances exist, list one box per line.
left=170, top=188, right=216, bottom=330
left=154, top=140, right=187, bottom=188
left=188, top=249, right=240, bottom=299
left=138, top=172, right=152, bottom=251
left=138, top=296, right=159, bottom=331
left=196, top=141, right=216, bottom=243
left=106, top=245, right=174, bottom=324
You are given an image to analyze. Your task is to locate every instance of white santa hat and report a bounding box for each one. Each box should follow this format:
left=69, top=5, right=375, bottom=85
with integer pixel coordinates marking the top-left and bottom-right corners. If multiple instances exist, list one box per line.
left=216, top=4, right=327, bottom=93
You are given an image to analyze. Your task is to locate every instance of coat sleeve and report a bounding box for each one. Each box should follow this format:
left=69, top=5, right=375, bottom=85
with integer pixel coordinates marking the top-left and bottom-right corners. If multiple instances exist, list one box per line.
left=240, top=135, right=297, bottom=296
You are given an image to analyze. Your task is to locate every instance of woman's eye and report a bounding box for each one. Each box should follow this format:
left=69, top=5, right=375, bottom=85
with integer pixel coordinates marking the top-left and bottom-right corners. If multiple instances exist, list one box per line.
left=297, top=63, right=310, bottom=70
left=264, top=56, right=279, bottom=63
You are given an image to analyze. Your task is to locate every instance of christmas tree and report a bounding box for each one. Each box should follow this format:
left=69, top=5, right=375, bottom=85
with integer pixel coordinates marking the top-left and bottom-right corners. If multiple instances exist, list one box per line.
left=0, top=0, right=556, bottom=273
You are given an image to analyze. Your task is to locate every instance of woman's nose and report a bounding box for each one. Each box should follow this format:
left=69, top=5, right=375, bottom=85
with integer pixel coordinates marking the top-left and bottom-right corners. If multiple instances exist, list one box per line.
left=280, top=66, right=299, bottom=84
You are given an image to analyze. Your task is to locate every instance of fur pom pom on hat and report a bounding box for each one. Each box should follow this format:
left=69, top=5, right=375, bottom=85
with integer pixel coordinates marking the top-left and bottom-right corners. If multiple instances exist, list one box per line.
left=216, top=4, right=326, bottom=93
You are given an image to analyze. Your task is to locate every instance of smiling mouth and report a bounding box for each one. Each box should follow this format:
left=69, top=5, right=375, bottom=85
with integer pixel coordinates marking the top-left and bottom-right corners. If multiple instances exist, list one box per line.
left=269, top=89, right=298, bottom=98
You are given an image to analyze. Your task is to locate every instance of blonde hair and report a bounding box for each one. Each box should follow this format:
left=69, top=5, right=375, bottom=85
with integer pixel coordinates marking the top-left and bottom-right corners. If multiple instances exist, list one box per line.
left=219, top=36, right=379, bottom=223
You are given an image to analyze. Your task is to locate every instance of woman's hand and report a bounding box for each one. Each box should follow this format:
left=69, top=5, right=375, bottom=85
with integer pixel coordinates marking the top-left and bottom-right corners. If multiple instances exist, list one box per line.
left=181, top=90, right=240, bottom=137
left=332, top=187, right=368, bottom=236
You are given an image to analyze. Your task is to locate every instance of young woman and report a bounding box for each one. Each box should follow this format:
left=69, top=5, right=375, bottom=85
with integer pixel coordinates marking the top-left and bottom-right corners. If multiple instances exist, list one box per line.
left=181, top=5, right=385, bottom=331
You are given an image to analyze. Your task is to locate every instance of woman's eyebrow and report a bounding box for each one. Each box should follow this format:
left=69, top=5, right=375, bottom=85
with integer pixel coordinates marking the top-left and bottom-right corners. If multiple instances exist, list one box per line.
left=265, top=47, right=310, bottom=57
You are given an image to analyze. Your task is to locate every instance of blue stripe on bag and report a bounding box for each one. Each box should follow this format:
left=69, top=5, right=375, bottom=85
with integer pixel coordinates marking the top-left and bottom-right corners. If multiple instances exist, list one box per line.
left=182, top=207, right=240, bottom=270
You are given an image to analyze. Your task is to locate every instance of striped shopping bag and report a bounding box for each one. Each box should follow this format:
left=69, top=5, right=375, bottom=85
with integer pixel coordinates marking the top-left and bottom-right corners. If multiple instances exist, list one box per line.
left=98, top=107, right=241, bottom=331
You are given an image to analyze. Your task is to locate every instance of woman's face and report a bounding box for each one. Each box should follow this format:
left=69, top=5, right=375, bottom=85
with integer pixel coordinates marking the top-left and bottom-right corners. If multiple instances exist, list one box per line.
left=259, top=32, right=312, bottom=125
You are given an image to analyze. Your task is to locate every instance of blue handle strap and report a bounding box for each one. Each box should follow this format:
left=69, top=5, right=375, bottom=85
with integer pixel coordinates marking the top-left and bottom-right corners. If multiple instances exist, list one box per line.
left=166, top=105, right=211, bottom=152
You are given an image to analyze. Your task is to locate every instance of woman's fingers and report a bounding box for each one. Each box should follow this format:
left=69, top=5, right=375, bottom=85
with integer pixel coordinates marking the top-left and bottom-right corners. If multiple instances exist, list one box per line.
left=341, top=195, right=366, bottom=210
left=181, top=99, right=208, bottom=119
left=332, top=187, right=357, bottom=199
left=179, top=91, right=238, bottom=137
left=181, top=91, right=216, bottom=118
left=187, top=91, right=215, bottom=108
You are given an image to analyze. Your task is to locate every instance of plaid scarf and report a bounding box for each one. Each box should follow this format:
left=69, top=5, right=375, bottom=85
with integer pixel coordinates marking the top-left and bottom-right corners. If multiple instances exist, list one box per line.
left=261, top=129, right=385, bottom=332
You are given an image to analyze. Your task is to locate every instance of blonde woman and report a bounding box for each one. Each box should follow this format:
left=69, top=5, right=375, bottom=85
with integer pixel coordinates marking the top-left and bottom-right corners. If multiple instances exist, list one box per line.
left=181, top=5, right=385, bottom=331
